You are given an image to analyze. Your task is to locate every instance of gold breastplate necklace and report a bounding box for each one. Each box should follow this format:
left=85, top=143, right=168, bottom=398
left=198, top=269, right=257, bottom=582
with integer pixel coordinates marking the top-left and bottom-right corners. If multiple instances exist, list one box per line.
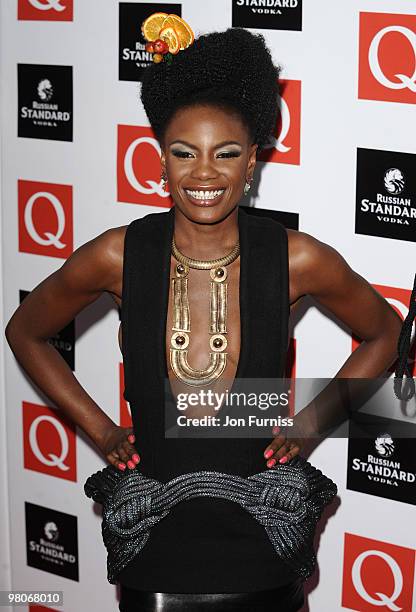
left=170, top=236, right=240, bottom=386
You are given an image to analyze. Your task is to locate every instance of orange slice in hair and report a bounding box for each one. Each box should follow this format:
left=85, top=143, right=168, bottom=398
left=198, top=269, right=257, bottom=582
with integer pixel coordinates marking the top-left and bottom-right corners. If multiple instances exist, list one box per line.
left=141, top=12, right=168, bottom=42
left=161, top=14, right=194, bottom=50
left=159, top=25, right=181, bottom=54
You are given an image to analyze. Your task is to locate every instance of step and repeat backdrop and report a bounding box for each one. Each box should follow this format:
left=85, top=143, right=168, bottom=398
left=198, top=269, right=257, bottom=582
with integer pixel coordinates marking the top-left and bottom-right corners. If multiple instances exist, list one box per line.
left=1, top=0, right=416, bottom=610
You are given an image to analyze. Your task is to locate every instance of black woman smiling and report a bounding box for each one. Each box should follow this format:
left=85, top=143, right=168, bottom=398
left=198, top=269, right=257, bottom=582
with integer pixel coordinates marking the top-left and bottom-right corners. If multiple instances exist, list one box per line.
left=5, top=14, right=403, bottom=612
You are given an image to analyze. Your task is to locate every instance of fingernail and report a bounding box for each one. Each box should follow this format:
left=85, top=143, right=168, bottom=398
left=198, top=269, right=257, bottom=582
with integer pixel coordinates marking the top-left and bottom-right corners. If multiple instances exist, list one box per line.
left=267, top=458, right=276, bottom=468
left=272, top=426, right=280, bottom=435
left=279, top=456, right=288, bottom=464
left=132, top=454, right=140, bottom=463
left=118, top=463, right=126, bottom=471
left=128, top=435, right=135, bottom=442
left=127, top=460, right=135, bottom=469
left=264, top=449, right=274, bottom=459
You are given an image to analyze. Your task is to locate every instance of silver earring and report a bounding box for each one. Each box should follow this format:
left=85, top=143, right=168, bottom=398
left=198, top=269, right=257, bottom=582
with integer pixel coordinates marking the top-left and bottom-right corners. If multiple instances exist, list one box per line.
left=161, top=170, right=168, bottom=191
left=244, top=179, right=252, bottom=196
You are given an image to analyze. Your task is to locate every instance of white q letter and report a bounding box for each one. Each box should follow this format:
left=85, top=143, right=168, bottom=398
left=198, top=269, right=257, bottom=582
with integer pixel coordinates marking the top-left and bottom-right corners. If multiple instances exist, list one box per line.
left=28, top=0, right=66, bottom=12
left=24, top=191, right=67, bottom=249
left=352, top=549, right=403, bottom=611
left=29, top=415, right=70, bottom=471
left=262, top=94, right=292, bottom=153
left=124, top=137, right=170, bottom=198
left=369, top=26, right=416, bottom=92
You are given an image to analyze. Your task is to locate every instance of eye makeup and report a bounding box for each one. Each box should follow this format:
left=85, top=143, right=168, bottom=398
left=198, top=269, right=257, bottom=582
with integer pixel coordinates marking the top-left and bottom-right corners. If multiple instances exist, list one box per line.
left=171, top=149, right=241, bottom=159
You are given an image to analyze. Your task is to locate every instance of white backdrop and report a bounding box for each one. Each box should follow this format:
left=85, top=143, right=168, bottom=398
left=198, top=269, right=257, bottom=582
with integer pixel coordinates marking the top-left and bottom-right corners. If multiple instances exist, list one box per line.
left=1, top=1, right=416, bottom=611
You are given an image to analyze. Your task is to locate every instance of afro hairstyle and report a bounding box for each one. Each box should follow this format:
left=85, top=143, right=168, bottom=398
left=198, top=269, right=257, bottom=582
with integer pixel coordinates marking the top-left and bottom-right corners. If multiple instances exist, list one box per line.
left=140, top=27, right=281, bottom=151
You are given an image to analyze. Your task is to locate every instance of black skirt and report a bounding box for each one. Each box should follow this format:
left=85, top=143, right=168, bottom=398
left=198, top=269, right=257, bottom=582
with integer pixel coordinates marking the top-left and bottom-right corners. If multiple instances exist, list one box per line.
left=118, top=579, right=305, bottom=611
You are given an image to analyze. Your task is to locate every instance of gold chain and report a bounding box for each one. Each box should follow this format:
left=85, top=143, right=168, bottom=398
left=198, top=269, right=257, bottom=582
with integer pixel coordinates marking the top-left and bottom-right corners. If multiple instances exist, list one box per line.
left=171, top=236, right=240, bottom=270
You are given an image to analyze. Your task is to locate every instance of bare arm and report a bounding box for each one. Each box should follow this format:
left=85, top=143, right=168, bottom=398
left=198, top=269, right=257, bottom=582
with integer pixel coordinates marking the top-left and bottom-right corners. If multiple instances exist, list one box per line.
left=4, top=226, right=140, bottom=469
left=264, top=230, right=403, bottom=466
left=289, top=229, right=403, bottom=376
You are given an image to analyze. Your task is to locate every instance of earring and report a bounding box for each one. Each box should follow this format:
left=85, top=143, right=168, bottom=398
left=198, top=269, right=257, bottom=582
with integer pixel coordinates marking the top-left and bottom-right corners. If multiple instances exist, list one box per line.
left=244, top=178, right=252, bottom=196
left=161, top=169, right=168, bottom=191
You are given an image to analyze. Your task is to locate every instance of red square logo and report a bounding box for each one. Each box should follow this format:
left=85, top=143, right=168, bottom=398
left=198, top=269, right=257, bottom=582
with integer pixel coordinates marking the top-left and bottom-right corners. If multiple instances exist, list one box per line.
left=342, top=533, right=415, bottom=611
left=117, top=125, right=173, bottom=208
left=23, top=401, right=77, bottom=481
left=18, top=0, right=73, bottom=21
left=18, top=179, right=73, bottom=259
left=257, top=79, right=301, bottom=165
left=358, top=12, right=416, bottom=105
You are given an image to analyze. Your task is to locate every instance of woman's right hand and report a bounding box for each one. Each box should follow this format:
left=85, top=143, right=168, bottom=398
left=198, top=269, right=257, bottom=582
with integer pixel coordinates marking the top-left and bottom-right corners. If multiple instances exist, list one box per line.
left=100, top=425, right=141, bottom=471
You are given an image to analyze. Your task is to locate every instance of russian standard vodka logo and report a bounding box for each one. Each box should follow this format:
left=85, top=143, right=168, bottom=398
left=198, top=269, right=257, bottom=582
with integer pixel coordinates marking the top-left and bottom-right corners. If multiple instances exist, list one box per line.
left=44, top=521, right=59, bottom=542
left=375, top=433, right=395, bottom=458
left=28, top=0, right=66, bottom=10
left=384, top=168, right=405, bottom=195
left=369, top=26, right=416, bottom=92
left=355, top=148, right=416, bottom=239
left=235, top=0, right=299, bottom=13
left=18, top=64, right=72, bottom=140
left=352, top=550, right=404, bottom=611
left=37, top=79, right=53, bottom=101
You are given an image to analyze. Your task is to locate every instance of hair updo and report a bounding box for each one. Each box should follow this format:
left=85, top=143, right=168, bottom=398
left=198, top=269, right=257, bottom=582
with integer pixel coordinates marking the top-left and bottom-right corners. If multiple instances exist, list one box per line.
left=139, top=27, right=281, bottom=151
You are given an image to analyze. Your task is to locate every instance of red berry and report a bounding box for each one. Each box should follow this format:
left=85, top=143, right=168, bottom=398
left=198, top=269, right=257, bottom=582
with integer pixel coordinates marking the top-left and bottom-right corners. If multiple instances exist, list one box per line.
left=145, top=42, right=155, bottom=53
left=153, top=38, right=169, bottom=54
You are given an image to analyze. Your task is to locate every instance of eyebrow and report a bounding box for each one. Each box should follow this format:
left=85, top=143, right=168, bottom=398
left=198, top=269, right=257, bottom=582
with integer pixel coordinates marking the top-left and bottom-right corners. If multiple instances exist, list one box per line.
left=169, top=139, right=242, bottom=149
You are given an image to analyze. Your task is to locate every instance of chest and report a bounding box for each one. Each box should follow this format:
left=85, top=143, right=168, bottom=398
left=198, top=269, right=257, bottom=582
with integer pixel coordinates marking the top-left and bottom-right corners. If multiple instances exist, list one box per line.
left=164, top=256, right=241, bottom=414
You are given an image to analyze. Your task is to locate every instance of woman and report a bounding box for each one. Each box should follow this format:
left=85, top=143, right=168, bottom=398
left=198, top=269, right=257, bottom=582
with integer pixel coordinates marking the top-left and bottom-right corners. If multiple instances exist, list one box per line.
left=5, top=21, right=403, bottom=612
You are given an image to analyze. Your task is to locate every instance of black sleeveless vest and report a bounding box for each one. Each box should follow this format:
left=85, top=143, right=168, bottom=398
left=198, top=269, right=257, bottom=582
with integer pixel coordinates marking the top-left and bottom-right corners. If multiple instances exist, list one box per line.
left=117, top=205, right=299, bottom=592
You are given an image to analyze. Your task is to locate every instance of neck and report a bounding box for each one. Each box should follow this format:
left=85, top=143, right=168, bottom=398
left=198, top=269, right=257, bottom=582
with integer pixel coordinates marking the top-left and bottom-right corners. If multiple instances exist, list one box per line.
left=172, top=206, right=239, bottom=260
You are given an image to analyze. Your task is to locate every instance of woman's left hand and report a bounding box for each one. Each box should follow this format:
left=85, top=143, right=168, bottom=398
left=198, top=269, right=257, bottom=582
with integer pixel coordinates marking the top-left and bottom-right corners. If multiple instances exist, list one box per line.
left=263, top=425, right=303, bottom=467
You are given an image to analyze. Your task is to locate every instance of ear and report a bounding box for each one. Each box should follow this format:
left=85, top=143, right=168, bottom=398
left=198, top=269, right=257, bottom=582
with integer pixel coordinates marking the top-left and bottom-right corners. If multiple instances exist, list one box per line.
left=247, top=143, right=258, bottom=180
left=160, top=150, right=166, bottom=173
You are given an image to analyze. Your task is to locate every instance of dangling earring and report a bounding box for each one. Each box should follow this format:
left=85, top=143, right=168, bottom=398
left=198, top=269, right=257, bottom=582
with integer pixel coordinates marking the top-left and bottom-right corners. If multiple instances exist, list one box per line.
left=161, top=169, right=168, bottom=191
left=244, top=177, right=253, bottom=196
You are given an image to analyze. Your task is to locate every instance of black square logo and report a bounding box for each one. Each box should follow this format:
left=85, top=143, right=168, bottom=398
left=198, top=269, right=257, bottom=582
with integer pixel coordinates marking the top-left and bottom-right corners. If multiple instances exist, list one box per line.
left=347, top=413, right=416, bottom=505
left=232, top=0, right=302, bottom=31
left=119, top=3, right=182, bottom=82
left=18, top=64, right=73, bottom=141
left=355, top=148, right=416, bottom=243
left=20, top=290, right=75, bottom=371
left=25, top=501, right=79, bottom=581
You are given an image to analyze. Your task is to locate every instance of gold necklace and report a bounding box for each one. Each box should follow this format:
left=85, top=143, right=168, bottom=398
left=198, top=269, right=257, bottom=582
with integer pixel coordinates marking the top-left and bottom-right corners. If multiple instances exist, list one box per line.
left=170, top=236, right=240, bottom=386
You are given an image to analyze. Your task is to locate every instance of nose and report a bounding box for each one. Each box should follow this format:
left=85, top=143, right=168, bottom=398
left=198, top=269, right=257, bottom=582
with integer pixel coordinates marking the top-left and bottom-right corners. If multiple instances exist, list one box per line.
left=190, top=154, right=219, bottom=181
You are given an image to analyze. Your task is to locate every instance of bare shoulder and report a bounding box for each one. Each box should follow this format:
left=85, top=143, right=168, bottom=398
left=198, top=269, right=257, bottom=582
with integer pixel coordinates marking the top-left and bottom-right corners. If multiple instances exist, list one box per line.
left=285, top=227, right=354, bottom=303
left=61, top=224, right=128, bottom=298
left=4, top=224, right=129, bottom=340
left=86, top=225, right=128, bottom=302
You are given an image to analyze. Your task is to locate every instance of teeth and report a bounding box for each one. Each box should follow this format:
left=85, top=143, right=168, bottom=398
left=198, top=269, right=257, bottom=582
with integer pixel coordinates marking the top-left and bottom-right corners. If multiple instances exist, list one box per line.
left=185, top=189, right=225, bottom=200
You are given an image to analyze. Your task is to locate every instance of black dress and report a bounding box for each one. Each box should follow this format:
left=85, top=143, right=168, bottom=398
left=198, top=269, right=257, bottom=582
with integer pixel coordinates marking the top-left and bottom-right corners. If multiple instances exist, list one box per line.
left=115, top=205, right=305, bottom=609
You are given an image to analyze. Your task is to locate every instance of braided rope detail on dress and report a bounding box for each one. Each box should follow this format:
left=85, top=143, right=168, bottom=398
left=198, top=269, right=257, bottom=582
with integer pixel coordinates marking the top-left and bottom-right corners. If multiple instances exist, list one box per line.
left=84, top=455, right=337, bottom=584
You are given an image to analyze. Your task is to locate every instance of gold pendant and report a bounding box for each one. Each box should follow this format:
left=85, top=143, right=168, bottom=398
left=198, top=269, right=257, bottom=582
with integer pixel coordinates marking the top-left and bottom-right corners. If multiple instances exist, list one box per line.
left=169, top=242, right=238, bottom=387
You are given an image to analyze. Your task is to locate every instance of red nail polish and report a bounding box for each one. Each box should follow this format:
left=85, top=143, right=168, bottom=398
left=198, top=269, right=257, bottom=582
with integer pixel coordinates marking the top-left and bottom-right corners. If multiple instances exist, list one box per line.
left=272, top=426, right=280, bottom=435
left=118, top=463, right=126, bottom=471
left=132, top=454, right=140, bottom=463
left=279, top=456, right=288, bottom=464
left=128, top=435, right=135, bottom=442
left=267, top=458, right=276, bottom=468
left=264, top=449, right=274, bottom=459
left=127, top=460, right=135, bottom=469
